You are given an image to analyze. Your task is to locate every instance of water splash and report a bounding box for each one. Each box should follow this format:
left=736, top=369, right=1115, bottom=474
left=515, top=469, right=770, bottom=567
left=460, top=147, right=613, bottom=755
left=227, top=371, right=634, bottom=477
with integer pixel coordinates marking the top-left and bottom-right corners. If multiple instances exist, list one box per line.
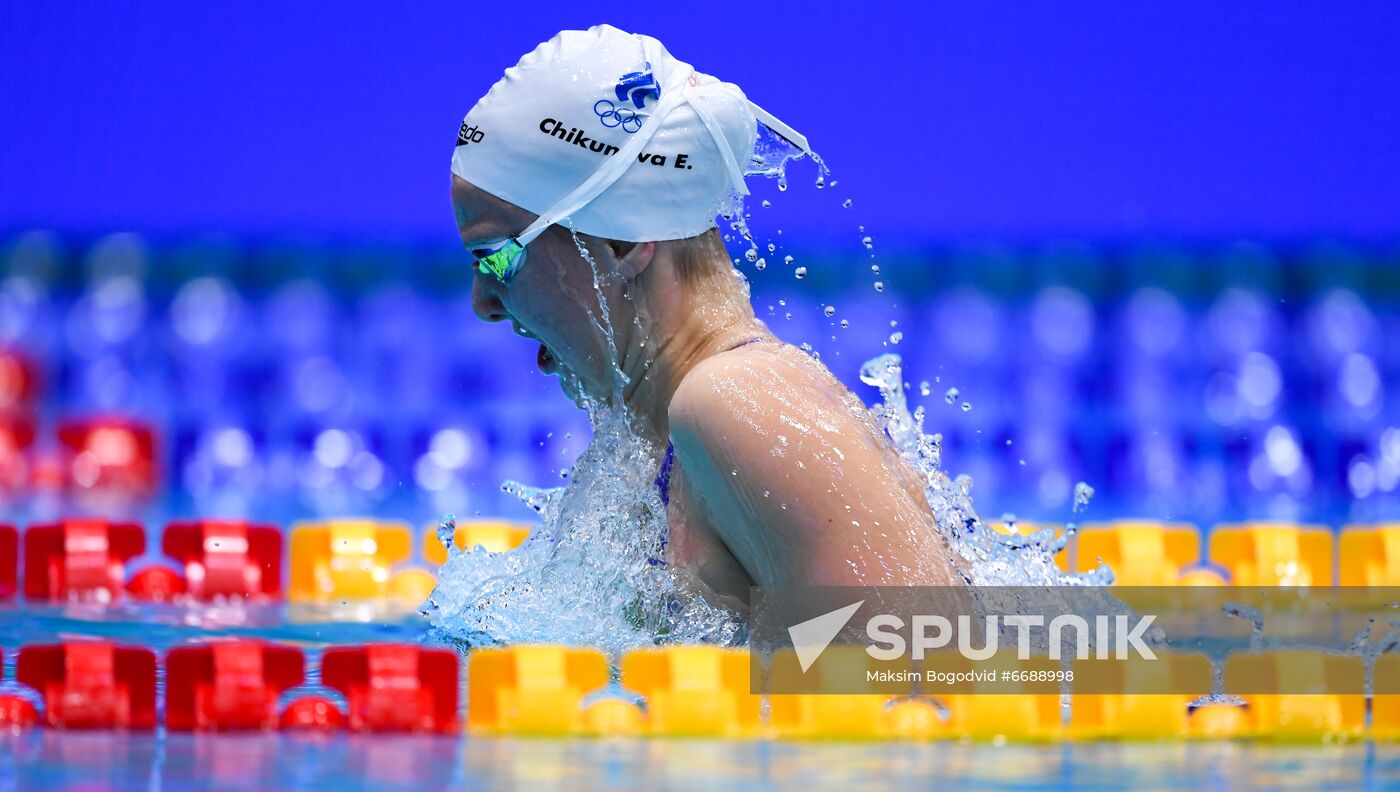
left=425, top=125, right=1104, bottom=653
left=423, top=405, right=743, bottom=653
left=858, top=353, right=1110, bottom=588
left=426, top=350, right=1107, bottom=654
left=1221, top=600, right=1266, bottom=652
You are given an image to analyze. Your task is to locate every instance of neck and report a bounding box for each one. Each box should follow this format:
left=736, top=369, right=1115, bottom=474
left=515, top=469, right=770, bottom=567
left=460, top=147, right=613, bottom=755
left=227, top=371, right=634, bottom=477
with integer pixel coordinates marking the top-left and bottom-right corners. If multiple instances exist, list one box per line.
left=615, top=267, right=769, bottom=447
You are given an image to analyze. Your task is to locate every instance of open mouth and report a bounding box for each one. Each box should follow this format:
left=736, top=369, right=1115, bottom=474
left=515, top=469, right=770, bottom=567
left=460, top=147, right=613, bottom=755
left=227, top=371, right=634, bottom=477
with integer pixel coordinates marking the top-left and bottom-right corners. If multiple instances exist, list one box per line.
left=536, top=343, right=557, bottom=373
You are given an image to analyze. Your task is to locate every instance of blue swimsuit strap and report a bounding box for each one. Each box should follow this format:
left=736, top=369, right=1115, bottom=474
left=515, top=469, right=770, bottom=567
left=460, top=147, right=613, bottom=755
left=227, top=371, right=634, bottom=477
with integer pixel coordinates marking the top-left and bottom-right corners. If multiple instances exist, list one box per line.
left=649, top=336, right=767, bottom=566
left=655, top=442, right=677, bottom=506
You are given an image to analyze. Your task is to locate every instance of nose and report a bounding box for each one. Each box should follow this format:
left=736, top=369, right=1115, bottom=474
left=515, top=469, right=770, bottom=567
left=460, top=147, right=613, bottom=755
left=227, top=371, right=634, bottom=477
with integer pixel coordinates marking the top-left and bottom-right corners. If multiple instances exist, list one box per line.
left=471, top=270, right=509, bottom=323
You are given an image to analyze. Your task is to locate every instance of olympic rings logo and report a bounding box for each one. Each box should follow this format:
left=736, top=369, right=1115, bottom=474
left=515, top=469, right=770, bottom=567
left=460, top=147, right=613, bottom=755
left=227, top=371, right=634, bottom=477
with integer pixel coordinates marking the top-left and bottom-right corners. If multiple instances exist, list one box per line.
left=593, top=99, right=644, bottom=134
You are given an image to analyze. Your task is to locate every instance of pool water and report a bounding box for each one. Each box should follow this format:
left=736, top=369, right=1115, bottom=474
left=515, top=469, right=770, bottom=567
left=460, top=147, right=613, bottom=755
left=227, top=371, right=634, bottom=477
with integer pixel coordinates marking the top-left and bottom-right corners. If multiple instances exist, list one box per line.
left=1, top=605, right=1397, bottom=790
left=4, top=232, right=1399, bottom=789
left=0, top=602, right=428, bottom=652
left=5, top=732, right=1397, bottom=790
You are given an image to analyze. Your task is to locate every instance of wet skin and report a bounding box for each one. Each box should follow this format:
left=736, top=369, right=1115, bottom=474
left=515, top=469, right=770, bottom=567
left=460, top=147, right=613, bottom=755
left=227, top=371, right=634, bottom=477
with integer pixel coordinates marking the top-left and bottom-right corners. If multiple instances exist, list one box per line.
left=453, top=175, right=961, bottom=610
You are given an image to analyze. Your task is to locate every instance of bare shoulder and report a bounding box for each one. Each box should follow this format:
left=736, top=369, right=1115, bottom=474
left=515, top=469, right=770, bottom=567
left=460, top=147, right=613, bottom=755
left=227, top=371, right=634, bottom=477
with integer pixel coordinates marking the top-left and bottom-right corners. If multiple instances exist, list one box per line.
left=664, top=340, right=953, bottom=587
left=667, top=340, right=885, bottom=481
left=668, top=342, right=833, bottom=439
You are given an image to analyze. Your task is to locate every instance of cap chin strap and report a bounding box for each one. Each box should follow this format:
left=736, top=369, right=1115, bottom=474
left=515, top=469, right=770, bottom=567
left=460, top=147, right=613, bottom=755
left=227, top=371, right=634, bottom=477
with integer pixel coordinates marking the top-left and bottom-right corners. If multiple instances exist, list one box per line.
left=515, top=46, right=810, bottom=246
left=515, top=47, right=692, bottom=246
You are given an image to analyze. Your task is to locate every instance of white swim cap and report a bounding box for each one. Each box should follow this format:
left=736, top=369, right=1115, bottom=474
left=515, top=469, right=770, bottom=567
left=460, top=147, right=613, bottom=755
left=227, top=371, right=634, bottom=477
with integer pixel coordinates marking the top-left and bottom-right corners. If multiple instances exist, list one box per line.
left=450, top=24, right=808, bottom=244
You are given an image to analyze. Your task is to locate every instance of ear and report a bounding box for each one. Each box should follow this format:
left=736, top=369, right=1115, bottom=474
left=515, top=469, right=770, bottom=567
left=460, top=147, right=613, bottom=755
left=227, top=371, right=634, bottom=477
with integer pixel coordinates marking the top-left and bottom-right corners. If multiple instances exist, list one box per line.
left=613, top=240, right=656, bottom=280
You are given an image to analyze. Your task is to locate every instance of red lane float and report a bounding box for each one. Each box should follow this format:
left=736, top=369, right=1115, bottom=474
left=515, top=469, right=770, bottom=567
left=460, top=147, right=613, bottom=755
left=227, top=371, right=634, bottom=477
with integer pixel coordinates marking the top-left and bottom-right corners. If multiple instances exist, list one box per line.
left=15, top=642, right=157, bottom=729
left=321, top=644, right=459, bottom=733
left=280, top=695, right=346, bottom=732
left=0, top=694, right=39, bottom=729
left=23, top=520, right=145, bottom=601
left=0, top=645, right=40, bottom=729
left=0, top=414, right=35, bottom=495
left=166, top=641, right=305, bottom=731
left=163, top=520, right=282, bottom=600
left=57, top=416, right=158, bottom=501
left=0, top=347, right=38, bottom=410
left=1, top=523, right=17, bottom=598
left=126, top=565, right=188, bottom=601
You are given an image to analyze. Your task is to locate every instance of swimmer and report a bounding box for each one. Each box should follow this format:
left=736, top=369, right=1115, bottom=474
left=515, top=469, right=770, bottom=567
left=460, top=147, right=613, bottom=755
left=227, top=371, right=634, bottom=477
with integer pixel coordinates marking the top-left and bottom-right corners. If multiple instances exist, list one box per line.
left=450, top=25, right=960, bottom=610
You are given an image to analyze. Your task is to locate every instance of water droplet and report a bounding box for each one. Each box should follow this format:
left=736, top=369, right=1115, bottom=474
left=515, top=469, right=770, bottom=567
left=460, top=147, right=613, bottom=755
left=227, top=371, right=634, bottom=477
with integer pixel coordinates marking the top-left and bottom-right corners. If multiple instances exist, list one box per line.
left=888, top=331, right=903, bottom=344
left=783, top=255, right=794, bottom=265
left=824, top=305, right=836, bottom=318
left=1005, top=438, right=1013, bottom=446
left=755, top=258, right=767, bottom=271
left=778, top=181, right=788, bottom=192
left=842, top=199, right=852, bottom=208
left=919, top=381, right=931, bottom=396
left=767, top=243, right=776, bottom=253
left=815, top=175, right=826, bottom=189
left=870, top=264, right=880, bottom=274
left=961, top=402, right=972, bottom=412
left=1073, top=482, right=1096, bottom=513
left=944, top=387, right=960, bottom=404
left=743, top=248, right=758, bottom=263
left=794, top=267, right=807, bottom=280
left=435, top=516, right=458, bottom=554
left=874, top=281, right=884, bottom=292
left=761, top=199, right=771, bottom=208
left=861, top=236, right=873, bottom=250
left=840, top=319, right=849, bottom=328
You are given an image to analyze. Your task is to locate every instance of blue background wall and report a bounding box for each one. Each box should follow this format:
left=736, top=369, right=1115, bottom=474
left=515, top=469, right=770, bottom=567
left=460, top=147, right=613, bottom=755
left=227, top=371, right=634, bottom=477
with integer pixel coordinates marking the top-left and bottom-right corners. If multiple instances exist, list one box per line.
left=3, top=2, right=1399, bottom=243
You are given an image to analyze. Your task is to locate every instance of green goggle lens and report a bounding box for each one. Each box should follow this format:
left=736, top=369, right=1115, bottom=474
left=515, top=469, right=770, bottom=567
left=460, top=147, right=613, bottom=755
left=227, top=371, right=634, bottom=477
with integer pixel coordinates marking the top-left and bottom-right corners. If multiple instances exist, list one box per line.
left=472, top=239, right=526, bottom=282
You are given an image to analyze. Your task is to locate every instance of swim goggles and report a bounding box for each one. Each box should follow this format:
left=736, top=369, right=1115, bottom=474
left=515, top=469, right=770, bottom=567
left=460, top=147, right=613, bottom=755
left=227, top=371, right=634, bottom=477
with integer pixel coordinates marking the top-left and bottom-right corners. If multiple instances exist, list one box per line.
left=469, top=238, right=528, bottom=283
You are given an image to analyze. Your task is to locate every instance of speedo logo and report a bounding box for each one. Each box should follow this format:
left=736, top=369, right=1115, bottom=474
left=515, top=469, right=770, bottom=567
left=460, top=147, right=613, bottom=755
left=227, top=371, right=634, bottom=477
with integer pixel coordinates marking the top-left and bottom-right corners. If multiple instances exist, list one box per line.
left=456, top=121, right=485, bottom=147
left=537, top=118, right=694, bottom=170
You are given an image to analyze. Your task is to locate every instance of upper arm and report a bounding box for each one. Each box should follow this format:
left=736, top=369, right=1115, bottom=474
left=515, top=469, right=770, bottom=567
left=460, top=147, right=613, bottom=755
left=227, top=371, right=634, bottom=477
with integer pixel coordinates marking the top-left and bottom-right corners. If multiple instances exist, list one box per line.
left=668, top=349, right=956, bottom=587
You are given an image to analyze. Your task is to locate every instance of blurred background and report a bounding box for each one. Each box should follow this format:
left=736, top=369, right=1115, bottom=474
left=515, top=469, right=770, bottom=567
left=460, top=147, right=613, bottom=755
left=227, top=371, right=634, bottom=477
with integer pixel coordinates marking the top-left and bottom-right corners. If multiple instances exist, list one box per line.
left=2, top=2, right=1398, bottom=533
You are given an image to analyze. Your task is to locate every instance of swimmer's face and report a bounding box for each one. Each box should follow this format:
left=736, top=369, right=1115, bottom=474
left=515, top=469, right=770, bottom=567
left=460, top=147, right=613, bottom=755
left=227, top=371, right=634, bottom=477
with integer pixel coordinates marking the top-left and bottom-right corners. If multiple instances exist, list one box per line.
left=452, top=175, right=631, bottom=404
